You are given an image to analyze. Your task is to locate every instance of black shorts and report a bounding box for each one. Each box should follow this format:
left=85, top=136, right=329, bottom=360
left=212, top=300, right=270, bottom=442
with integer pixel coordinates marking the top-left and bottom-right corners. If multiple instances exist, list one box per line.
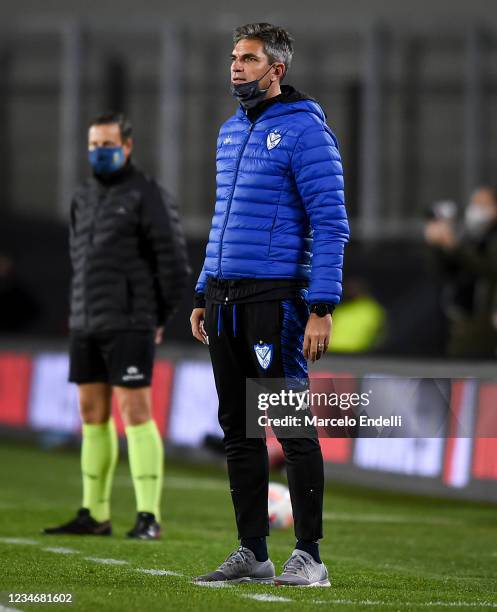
left=68, top=330, right=155, bottom=388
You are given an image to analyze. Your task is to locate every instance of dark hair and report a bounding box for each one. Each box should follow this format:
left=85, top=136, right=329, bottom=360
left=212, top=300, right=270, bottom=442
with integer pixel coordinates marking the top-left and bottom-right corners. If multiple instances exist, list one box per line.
left=88, top=112, right=132, bottom=141
left=233, top=23, right=294, bottom=78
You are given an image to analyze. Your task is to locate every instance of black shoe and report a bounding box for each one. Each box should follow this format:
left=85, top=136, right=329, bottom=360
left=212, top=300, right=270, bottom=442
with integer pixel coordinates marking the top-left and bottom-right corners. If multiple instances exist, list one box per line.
left=126, top=512, right=161, bottom=540
left=43, top=508, right=112, bottom=536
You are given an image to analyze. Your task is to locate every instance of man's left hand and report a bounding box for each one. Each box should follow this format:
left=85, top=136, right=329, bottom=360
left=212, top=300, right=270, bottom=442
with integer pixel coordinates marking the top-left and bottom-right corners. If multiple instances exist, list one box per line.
left=303, top=313, right=332, bottom=362
left=155, top=327, right=164, bottom=345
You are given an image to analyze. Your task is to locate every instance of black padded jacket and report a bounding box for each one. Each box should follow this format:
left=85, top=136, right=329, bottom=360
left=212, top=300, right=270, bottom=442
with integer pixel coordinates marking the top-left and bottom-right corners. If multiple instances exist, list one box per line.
left=69, top=163, right=190, bottom=332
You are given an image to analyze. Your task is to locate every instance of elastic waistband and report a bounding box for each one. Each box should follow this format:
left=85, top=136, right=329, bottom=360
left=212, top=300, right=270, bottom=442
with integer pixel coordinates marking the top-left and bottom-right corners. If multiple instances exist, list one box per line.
left=206, top=277, right=303, bottom=290
left=205, top=276, right=308, bottom=305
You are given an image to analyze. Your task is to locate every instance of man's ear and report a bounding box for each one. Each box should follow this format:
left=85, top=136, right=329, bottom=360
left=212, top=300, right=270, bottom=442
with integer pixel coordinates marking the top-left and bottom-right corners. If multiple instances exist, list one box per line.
left=271, top=63, right=285, bottom=82
left=123, top=138, right=133, bottom=158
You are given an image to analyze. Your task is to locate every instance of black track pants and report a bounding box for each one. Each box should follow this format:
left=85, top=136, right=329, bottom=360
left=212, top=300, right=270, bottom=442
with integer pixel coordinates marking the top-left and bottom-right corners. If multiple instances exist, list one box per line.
left=204, top=297, right=324, bottom=541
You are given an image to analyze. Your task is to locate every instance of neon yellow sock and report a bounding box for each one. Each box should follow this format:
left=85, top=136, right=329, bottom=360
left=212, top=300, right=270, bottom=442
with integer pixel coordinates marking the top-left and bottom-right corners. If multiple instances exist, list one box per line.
left=81, top=418, right=118, bottom=522
left=125, top=420, right=164, bottom=521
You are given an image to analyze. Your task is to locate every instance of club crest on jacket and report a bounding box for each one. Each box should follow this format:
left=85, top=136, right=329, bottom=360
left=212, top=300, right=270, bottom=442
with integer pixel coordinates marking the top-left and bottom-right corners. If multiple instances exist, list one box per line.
left=266, top=130, right=282, bottom=150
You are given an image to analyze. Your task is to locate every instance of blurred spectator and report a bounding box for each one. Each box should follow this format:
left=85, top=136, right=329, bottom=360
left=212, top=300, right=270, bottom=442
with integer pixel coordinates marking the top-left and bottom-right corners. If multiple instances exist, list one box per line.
left=328, top=277, right=387, bottom=353
left=424, top=186, right=497, bottom=358
left=0, top=253, right=39, bottom=333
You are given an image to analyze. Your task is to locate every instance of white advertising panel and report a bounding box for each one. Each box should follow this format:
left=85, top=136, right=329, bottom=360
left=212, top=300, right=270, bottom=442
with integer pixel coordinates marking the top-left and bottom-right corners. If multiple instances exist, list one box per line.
left=29, top=353, right=80, bottom=433
left=168, top=360, right=222, bottom=446
left=353, top=376, right=446, bottom=476
left=354, top=437, right=444, bottom=477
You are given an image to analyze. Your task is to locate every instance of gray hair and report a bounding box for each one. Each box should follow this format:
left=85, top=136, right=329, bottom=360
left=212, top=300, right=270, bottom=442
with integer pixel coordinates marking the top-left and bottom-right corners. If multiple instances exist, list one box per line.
left=233, top=23, right=294, bottom=78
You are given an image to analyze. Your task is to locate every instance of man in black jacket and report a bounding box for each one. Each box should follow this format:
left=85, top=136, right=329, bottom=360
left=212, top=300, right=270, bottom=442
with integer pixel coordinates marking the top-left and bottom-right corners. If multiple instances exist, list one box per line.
left=424, top=185, right=497, bottom=358
left=44, top=112, right=189, bottom=539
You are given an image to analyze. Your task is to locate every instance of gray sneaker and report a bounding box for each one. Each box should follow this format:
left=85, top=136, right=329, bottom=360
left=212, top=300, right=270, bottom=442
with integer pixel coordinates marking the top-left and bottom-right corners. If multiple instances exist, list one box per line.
left=275, top=549, right=331, bottom=587
left=194, top=546, right=275, bottom=584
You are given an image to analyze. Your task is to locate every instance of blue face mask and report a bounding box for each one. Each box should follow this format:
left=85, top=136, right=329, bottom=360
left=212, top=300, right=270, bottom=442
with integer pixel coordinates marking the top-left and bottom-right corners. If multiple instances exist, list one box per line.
left=88, top=146, right=126, bottom=175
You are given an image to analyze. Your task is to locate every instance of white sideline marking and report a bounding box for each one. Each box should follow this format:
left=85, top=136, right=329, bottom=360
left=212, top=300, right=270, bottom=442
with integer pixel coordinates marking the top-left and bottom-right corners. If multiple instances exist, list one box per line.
left=0, top=538, right=185, bottom=579
left=0, top=537, right=38, bottom=545
left=420, top=603, right=497, bottom=609
left=84, top=556, right=129, bottom=566
left=312, top=600, right=497, bottom=608
left=323, top=512, right=457, bottom=526
left=136, top=568, right=183, bottom=577
left=5, top=536, right=495, bottom=609
left=242, top=594, right=292, bottom=603
left=42, top=546, right=79, bottom=555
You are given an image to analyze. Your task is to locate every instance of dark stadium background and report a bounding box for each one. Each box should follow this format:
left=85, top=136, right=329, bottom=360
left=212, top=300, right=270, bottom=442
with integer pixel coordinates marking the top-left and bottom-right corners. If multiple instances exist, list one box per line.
left=4, top=0, right=497, bottom=354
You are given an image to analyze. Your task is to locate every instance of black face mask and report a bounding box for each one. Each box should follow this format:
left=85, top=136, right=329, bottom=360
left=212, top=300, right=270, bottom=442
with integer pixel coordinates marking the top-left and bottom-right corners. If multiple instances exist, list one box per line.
left=230, top=65, right=275, bottom=110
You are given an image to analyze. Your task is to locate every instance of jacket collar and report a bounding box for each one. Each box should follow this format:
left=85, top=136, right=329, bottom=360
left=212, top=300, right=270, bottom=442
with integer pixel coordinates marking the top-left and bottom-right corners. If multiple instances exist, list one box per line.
left=92, top=160, right=135, bottom=188
left=236, top=85, right=326, bottom=124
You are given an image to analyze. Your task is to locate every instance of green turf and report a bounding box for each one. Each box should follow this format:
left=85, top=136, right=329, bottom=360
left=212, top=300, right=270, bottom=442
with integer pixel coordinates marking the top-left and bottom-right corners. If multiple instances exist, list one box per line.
left=0, top=442, right=496, bottom=612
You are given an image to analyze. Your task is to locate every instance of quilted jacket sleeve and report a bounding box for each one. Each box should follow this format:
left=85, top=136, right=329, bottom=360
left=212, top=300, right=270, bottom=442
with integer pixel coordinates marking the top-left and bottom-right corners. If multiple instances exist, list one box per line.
left=195, top=263, right=207, bottom=296
left=291, top=125, right=349, bottom=304
left=140, top=182, right=191, bottom=325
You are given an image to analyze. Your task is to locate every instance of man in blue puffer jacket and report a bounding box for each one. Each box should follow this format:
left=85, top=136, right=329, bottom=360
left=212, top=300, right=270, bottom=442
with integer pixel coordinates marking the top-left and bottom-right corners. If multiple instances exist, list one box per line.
left=191, top=23, right=349, bottom=587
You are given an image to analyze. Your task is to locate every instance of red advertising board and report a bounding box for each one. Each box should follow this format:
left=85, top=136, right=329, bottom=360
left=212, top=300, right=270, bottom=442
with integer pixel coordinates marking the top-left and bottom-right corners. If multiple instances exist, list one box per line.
left=472, top=382, right=497, bottom=481
left=443, top=379, right=475, bottom=488
left=311, top=371, right=355, bottom=463
left=0, top=353, right=32, bottom=426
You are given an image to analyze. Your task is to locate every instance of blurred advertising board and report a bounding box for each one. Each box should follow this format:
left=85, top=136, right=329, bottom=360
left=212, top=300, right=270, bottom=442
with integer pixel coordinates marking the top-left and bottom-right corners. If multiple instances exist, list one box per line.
left=11, top=353, right=173, bottom=436
left=0, top=351, right=496, bottom=501
left=167, top=360, right=223, bottom=446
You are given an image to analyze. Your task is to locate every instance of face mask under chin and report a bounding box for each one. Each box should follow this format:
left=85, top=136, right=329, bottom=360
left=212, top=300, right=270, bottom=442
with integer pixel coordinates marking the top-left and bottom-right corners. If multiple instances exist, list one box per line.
left=230, top=65, right=274, bottom=110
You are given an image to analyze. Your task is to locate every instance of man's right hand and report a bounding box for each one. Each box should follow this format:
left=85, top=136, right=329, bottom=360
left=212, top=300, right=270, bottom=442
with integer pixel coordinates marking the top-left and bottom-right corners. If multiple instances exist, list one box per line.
left=190, top=308, right=208, bottom=344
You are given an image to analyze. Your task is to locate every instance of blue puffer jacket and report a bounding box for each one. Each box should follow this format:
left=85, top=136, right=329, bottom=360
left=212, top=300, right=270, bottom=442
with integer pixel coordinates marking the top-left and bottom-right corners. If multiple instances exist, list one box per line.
left=196, top=87, right=349, bottom=304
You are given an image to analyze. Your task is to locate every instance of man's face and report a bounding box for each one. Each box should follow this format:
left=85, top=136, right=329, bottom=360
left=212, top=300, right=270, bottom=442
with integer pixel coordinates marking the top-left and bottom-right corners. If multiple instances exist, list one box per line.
left=469, top=188, right=497, bottom=221
left=88, top=123, right=132, bottom=160
left=230, top=38, right=276, bottom=88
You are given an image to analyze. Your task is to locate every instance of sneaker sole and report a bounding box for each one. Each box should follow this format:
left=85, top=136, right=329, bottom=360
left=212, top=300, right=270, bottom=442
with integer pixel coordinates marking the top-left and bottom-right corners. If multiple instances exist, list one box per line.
left=274, top=578, right=331, bottom=587
left=194, top=577, right=275, bottom=585
left=231, top=577, right=275, bottom=584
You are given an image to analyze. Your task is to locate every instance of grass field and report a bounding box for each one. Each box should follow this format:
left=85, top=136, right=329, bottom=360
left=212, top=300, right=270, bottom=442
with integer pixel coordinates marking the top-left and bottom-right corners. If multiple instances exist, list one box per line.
left=0, top=442, right=496, bottom=612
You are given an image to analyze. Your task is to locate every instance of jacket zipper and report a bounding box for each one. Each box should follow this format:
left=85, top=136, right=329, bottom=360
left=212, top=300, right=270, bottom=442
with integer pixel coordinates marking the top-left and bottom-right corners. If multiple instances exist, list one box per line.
left=217, top=121, right=254, bottom=278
